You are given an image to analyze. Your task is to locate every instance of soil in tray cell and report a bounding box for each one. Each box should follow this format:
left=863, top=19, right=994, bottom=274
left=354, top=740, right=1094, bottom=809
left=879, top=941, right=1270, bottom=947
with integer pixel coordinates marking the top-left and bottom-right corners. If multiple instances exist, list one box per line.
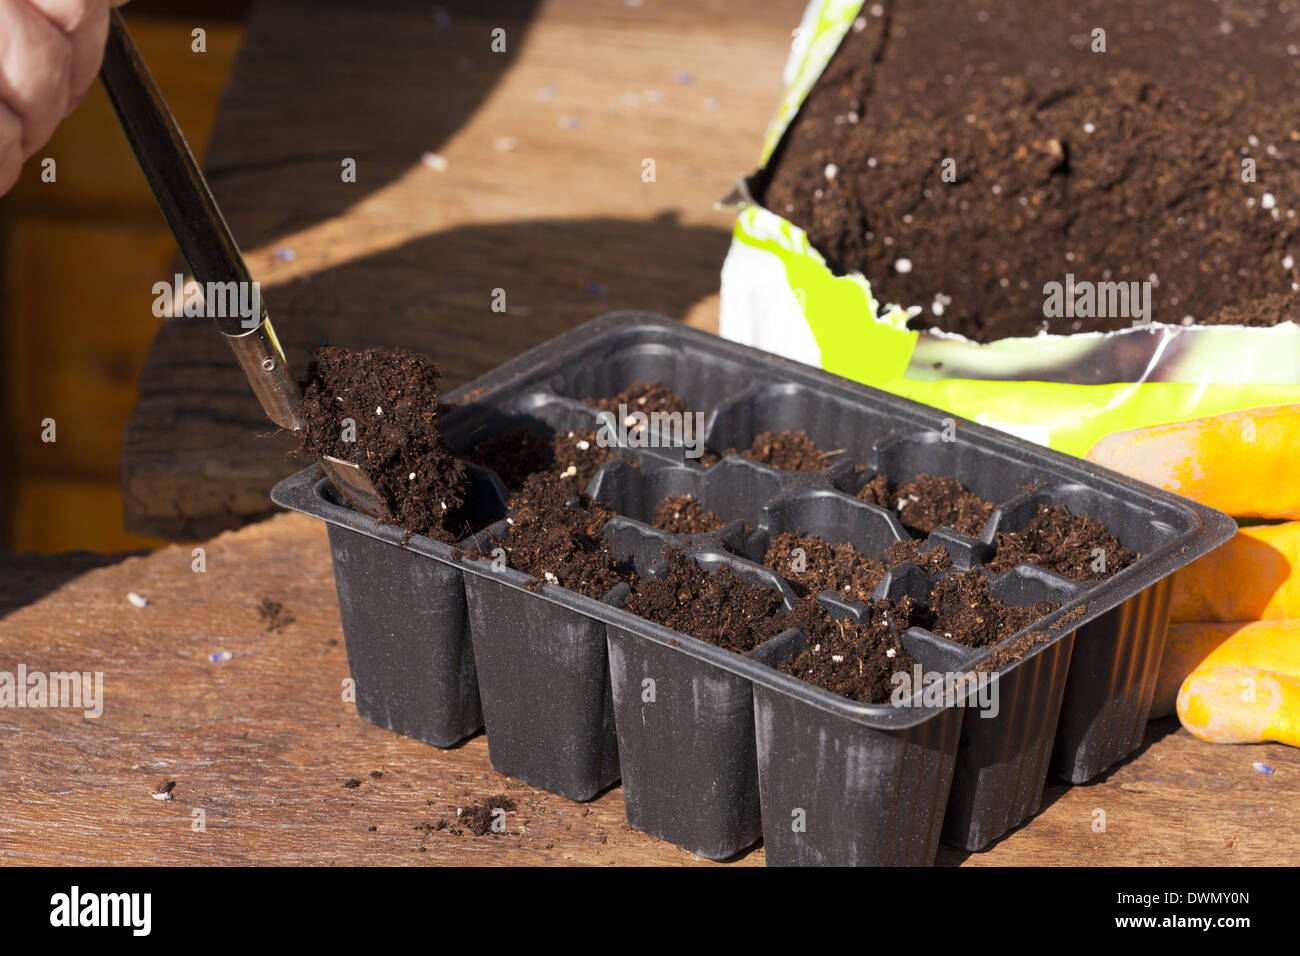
left=764, top=531, right=888, bottom=602
left=986, top=502, right=1137, bottom=581
left=702, top=429, right=846, bottom=472
left=761, top=0, right=1300, bottom=338
left=473, top=472, right=632, bottom=599
left=857, top=474, right=995, bottom=538
left=469, top=427, right=613, bottom=491
left=652, top=494, right=726, bottom=535
left=589, top=382, right=692, bottom=418
left=775, top=596, right=920, bottom=705
left=623, top=549, right=786, bottom=654
left=296, top=346, right=467, bottom=542
left=884, top=539, right=952, bottom=574
left=927, top=570, right=1059, bottom=649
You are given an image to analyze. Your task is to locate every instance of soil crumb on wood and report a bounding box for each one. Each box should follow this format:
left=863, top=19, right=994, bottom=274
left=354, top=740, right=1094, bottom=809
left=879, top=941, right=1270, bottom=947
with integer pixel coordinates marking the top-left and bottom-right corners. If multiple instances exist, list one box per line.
left=762, top=0, right=1300, bottom=338
left=257, top=598, right=295, bottom=632
left=763, top=531, right=887, bottom=602
left=623, top=549, right=786, bottom=653
left=652, top=494, right=725, bottom=534
left=775, top=597, right=920, bottom=704
left=927, top=570, right=1059, bottom=648
left=857, top=474, right=994, bottom=537
left=474, top=472, right=631, bottom=598
left=454, top=795, right=518, bottom=836
left=987, top=502, right=1137, bottom=580
left=297, top=346, right=466, bottom=541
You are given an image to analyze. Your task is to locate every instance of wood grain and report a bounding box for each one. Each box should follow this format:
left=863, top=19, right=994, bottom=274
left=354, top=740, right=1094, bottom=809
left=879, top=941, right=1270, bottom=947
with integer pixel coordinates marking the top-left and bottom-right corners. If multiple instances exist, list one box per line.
left=121, top=0, right=800, bottom=538
left=1, top=512, right=1295, bottom=865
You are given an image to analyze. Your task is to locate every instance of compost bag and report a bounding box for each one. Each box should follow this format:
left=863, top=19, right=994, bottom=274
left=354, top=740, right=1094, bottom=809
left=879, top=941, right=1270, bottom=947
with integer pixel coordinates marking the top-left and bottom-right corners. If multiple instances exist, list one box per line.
left=719, top=0, right=1300, bottom=456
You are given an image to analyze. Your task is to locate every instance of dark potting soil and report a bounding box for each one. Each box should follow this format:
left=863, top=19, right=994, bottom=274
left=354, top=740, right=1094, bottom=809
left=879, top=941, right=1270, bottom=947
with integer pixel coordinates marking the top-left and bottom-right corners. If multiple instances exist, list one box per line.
left=763, top=531, right=887, bottom=602
left=652, top=494, right=725, bottom=535
left=590, top=381, right=692, bottom=418
left=883, top=539, right=953, bottom=574
left=477, top=472, right=631, bottom=599
left=257, top=598, right=295, bottom=633
left=775, top=596, right=920, bottom=704
left=428, top=794, right=519, bottom=836
left=702, top=429, right=841, bottom=471
left=623, top=549, right=786, bottom=654
left=927, top=570, right=1059, bottom=649
left=976, top=629, right=1053, bottom=673
left=297, top=346, right=467, bottom=542
left=857, top=473, right=995, bottom=537
left=761, top=0, right=1300, bottom=339
left=468, top=427, right=614, bottom=491
left=986, top=502, right=1137, bottom=581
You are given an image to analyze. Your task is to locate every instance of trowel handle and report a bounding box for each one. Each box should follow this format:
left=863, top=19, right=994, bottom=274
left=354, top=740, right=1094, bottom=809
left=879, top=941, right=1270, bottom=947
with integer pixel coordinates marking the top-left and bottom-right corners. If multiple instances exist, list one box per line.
left=99, top=10, right=304, bottom=431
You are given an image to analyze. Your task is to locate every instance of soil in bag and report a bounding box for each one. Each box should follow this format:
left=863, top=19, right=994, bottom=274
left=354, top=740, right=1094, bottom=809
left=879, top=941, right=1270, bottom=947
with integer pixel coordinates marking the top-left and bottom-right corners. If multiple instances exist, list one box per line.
left=761, top=0, right=1300, bottom=339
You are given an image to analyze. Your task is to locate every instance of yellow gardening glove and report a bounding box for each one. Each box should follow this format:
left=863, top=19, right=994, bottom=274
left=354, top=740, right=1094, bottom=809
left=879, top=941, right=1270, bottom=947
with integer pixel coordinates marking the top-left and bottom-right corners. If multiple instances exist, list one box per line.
left=1087, top=404, right=1300, bottom=748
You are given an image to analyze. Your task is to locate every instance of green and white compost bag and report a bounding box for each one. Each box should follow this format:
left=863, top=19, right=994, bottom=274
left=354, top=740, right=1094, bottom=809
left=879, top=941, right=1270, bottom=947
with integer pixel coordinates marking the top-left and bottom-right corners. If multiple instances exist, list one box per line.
left=719, top=0, right=1300, bottom=457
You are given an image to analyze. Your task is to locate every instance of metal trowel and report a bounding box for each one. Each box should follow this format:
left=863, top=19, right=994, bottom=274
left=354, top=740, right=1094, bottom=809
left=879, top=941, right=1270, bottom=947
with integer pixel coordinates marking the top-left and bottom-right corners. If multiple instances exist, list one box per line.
left=99, top=9, right=390, bottom=520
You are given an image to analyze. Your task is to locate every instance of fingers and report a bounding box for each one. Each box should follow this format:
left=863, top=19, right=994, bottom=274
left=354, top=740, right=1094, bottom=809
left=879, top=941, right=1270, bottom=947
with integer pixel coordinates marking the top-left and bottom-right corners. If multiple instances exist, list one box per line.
left=0, top=98, right=23, bottom=193
left=1086, top=404, right=1300, bottom=519
left=22, top=0, right=110, bottom=117
left=0, top=0, right=75, bottom=159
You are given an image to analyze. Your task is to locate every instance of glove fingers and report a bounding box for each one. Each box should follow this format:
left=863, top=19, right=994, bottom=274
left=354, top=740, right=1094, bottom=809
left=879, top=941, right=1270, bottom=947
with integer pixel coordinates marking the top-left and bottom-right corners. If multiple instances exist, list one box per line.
left=1087, top=404, right=1300, bottom=519
left=1177, top=667, right=1300, bottom=747
left=1171, top=522, right=1300, bottom=623
left=1154, top=618, right=1300, bottom=718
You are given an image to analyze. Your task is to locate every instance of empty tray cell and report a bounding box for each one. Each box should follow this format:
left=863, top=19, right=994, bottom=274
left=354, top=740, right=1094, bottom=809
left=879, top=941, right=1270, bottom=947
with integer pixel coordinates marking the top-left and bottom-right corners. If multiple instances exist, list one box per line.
left=547, top=325, right=757, bottom=414
left=706, top=383, right=891, bottom=472
left=589, top=455, right=788, bottom=537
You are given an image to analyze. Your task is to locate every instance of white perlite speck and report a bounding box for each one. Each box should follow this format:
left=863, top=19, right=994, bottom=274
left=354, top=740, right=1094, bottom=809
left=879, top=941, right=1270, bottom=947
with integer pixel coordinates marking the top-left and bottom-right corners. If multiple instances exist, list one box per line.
left=824, top=163, right=838, bottom=180
left=127, top=592, right=148, bottom=609
left=894, top=258, right=913, bottom=274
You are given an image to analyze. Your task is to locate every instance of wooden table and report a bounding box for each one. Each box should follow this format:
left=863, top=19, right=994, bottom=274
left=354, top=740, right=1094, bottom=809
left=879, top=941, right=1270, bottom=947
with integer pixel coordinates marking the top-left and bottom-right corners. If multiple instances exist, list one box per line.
left=14, top=0, right=1296, bottom=867
left=2, top=512, right=1296, bottom=865
left=121, top=0, right=797, bottom=539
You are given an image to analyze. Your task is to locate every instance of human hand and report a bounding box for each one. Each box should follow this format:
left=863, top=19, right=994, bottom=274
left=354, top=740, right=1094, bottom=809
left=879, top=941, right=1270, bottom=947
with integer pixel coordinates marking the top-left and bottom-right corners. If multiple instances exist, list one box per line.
left=1088, top=405, right=1300, bottom=746
left=0, top=0, right=123, bottom=194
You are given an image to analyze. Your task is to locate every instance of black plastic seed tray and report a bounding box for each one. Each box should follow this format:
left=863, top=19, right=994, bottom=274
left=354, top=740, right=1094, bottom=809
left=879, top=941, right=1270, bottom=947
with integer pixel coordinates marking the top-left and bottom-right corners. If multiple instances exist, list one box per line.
left=270, top=312, right=1235, bottom=865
